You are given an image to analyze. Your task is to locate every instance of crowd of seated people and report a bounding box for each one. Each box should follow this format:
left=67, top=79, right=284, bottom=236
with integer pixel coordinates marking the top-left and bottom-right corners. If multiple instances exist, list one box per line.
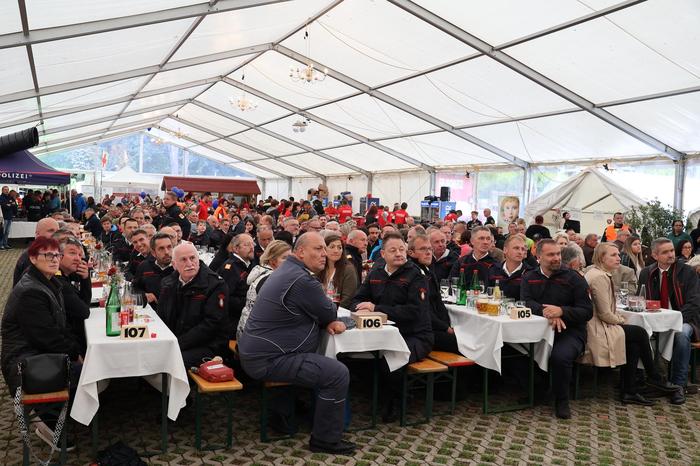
left=1, top=185, right=698, bottom=455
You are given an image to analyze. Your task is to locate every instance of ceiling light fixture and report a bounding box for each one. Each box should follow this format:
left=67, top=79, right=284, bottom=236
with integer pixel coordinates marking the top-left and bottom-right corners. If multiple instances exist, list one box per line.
left=289, top=26, right=327, bottom=83
left=230, top=71, right=257, bottom=111
left=292, top=118, right=310, bottom=133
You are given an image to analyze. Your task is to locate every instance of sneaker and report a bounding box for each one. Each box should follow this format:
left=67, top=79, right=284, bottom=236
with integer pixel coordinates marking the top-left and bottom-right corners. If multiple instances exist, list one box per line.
left=34, top=422, right=75, bottom=452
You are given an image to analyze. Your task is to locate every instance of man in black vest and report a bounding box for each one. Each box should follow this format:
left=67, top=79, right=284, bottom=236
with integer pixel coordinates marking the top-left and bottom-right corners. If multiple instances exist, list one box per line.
left=521, top=239, right=592, bottom=419
left=133, top=232, right=174, bottom=311
left=218, top=233, right=255, bottom=337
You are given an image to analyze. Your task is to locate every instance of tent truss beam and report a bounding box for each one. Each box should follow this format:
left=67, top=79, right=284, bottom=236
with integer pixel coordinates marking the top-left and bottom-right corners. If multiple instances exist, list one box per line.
left=166, top=114, right=327, bottom=180
left=0, top=0, right=288, bottom=49
left=274, top=45, right=529, bottom=169
left=33, top=124, right=156, bottom=155
left=39, top=119, right=160, bottom=147
left=390, top=0, right=686, bottom=162
left=191, top=101, right=371, bottom=176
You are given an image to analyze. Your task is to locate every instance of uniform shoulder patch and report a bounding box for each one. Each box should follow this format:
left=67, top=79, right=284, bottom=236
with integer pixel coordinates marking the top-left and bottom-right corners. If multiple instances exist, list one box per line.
left=224, top=263, right=232, bottom=270
left=419, top=287, right=427, bottom=301
left=178, top=213, right=185, bottom=219
left=218, top=292, right=225, bottom=309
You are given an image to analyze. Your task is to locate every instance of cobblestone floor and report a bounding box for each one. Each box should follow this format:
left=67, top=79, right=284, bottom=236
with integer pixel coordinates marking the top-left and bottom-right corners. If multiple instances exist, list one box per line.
left=0, top=245, right=698, bottom=465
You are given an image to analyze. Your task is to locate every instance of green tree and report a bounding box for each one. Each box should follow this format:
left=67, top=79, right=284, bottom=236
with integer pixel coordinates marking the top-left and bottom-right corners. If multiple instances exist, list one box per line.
left=626, top=200, right=683, bottom=246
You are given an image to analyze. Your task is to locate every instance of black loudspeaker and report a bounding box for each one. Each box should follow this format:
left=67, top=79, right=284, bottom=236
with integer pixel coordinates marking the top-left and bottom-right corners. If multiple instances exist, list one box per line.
left=439, top=186, right=450, bottom=201
left=0, top=127, right=39, bottom=156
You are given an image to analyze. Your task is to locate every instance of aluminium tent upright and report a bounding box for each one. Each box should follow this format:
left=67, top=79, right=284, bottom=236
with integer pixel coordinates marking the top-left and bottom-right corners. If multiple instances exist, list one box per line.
left=524, top=168, right=645, bottom=237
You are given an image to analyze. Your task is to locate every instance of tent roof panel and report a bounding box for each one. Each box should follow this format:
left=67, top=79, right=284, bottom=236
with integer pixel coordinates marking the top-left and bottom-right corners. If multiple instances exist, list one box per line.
left=0, top=2, right=21, bottom=34
left=252, top=158, right=311, bottom=177
left=607, top=91, right=700, bottom=152
left=40, top=103, right=127, bottom=131
left=159, top=118, right=219, bottom=145
left=382, top=56, right=576, bottom=127
left=32, top=19, right=194, bottom=88
left=171, top=0, right=333, bottom=61
left=40, top=122, right=112, bottom=144
left=323, top=145, right=415, bottom=172
left=195, top=81, right=290, bottom=125
left=507, top=3, right=700, bottom=103
left=261, top=115, right=357, bottom=149
left=113, top=107, right=179, bottom=128
left=176, top=104, right=249, bottom=135
left=229, top=162, right=279, bottom=179
left=143, top=56, right=253, bottom=92
left=281, top=0, right=477, bottom=87
left=124, top=84, right=208, bottom=113
left=0, top=98, right=38, bottom=123
left=40, top=77, right=148, bottom=112
left=311, top=94, right=436, bottom=139
left=282, top=153, right=354, bottom=175
left=207, top=139, right=267, bottom=161
left=0, top=47, right=33, bottom=95
left=25, top=0, right=202, bottom=30
left=186, top=144, right=236, bottom=163
left=380, top=132, right=507, bottom=167
left=230, top=129, right=300, bottom=156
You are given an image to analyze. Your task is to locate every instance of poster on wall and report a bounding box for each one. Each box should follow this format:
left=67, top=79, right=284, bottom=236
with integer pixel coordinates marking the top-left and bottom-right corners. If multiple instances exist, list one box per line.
left=497, top=195, right=520, bottom=228
left=435, top=173, right=474, bottom=215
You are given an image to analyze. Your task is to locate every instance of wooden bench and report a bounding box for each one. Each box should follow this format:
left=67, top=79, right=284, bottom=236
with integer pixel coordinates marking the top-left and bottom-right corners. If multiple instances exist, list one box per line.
left=188, top=371, right=243, bottom=450
left=428, top=351, right=476, bottom=414
left=400, top=359, right=448, bottom=426
left=20, top=389, right=71, bottom=465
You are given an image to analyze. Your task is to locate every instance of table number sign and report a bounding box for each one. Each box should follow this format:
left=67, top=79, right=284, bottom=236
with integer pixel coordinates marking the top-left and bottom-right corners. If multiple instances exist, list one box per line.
left=509, top=307, right=532, bottom=320
left=351, top=311, right=387, bottom=329
left=120, top=324, right=150, bottom=340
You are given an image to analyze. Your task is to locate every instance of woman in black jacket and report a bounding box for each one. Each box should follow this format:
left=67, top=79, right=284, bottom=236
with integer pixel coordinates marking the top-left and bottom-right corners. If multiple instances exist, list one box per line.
left=0, top=236, right=83, bottom=444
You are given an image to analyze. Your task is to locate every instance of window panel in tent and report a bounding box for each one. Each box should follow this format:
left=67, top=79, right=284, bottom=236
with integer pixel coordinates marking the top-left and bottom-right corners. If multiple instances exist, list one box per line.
left=382, top=56, right=574, bottom=127
left=0, top=99, right=38, bottom=123
left=253, top=159, right=312, bottom=178
left=39, top=78, right=148, bottom=112
left=606, top=91, right=700, bottom=152
left=323, top=145, right=415, bottom=172
left=463, top=112, right=658, bottom=163
left=282, top=153, right=354, bottom=175
left=380, top=132, right=506, bottom=167
left=207, top=139, right=265, bottom=162
left=0, top=47, right=33, bottom=95
left=159, top=118, right=219, bottom=145
left=506, top=9, right=700, bottom=103
left=25, top=0, right=201, bottom=29
left=229, top=162, right=278, bottom=179
left=124, top=85, right=208, bottom=113
left=171, top=0, right=333, bottom=61
left=228, top=51, right=357, bottom=109
left=281, top=0, right=475, bottom=87
left=40, top=103, right=126, bottom=132
left=40, top=122, right=112, bottom=143
left=176, top=104, right=248, bottom=136
left=411, top=0, right=620, bottom=47
left=32, top=19, right=194, bottom=88
left=0, top=2, right=21, bottom=34
left=310, top=94, right=436, bottom=140
left=143, top=56, right=254, bottom=92
left=261, top=115, right=356, bottom=149
left=230, top=129, right=299, bottom=156
left=196, top=82, right=290, bottom=125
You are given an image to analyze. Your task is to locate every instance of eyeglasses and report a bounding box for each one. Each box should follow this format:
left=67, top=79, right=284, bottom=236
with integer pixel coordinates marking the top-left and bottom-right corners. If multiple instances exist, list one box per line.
left=413, top=247, right=432, bottom=253
left=39, top=252, right=63, bottom=261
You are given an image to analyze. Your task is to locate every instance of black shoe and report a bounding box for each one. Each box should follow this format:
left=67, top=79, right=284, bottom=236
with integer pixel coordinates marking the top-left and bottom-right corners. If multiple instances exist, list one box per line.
left=268, top=412, right=297, bottom=436
left=646, top=378, right=682, bottom=394
left=621, top=392, right=655, bottom=406
left=555, top=400, right=571, bottom=419
left=669, top=387, right=686, bottom=405
left=684, top=384, right=698, bottom=395
left=5, top=245, right=12, bottom=249
left=381, top=397, right=397, bottom=423
left=309, top=437, right=356, bottom=455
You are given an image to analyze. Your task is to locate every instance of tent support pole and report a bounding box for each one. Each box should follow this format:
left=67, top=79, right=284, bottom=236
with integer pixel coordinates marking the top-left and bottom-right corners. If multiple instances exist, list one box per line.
left=367, top=174, right=373, bottom=196
left=429, top=170, right=436, bottom=197
left=288, top=178, right=293, bottom=198
left=260, top=178, right=266, bottom=199
left=522, top=166, right=532, bottom=207
left=674, top=157, right=686, bottom=212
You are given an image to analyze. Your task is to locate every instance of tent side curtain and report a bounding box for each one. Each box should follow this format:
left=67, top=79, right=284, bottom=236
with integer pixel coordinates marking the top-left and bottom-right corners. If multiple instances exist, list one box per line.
left=161, top=176, right=261, bottom=195
left=0, top=150, right=70, bottom=185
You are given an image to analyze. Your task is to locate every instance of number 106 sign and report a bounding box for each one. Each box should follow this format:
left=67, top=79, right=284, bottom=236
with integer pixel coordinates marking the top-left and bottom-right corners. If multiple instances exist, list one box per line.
left=351, top=311, right=387, bottom=329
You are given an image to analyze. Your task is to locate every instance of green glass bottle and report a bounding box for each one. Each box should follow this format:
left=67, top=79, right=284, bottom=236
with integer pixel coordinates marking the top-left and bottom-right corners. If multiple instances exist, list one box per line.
left=470, top=270, right=480, bottom=294
left=457, top=267, right=467, bottom=305
left=105, top=281, right=121, bottom=337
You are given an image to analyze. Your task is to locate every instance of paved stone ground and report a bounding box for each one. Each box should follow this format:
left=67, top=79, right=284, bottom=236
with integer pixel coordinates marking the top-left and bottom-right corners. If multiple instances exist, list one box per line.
left=0, top=245, right=698, bottom=466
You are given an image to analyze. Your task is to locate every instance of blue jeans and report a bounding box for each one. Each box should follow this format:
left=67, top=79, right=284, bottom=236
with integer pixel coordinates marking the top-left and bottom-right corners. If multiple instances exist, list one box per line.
left=671, top=323, right=694, bottom=386
left=1, top=219, right=11, bottom=247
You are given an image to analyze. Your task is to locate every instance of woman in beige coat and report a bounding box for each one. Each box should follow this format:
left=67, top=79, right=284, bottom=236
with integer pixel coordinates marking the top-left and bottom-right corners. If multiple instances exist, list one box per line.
left=583, top=243, right=679, bottom=405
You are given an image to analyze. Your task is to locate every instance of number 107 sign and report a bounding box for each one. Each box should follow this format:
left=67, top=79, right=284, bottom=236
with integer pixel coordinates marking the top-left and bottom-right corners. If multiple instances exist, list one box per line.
left=120, top=324, right=150, bottom=340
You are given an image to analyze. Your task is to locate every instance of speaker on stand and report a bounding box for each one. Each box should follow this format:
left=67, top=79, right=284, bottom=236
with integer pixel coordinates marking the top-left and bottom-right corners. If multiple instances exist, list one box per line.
left=439, top=186, right=450, bottom=202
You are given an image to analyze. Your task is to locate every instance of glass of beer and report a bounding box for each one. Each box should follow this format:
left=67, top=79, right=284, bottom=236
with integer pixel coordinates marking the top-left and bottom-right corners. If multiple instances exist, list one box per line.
left=476, top=295, right=489, bottom=314
left=487, top=299, right=500, bottom=316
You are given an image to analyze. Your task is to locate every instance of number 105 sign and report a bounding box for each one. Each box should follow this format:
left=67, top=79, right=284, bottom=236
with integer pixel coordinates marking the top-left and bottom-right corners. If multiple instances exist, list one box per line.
left=509, top=307, right=532, bottom=320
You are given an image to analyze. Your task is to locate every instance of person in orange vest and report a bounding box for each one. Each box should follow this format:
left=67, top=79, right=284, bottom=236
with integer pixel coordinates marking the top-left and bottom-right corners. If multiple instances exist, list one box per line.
left=337, top=200, right=353, bottom=224
left=602, top=212, right=636, bottom=242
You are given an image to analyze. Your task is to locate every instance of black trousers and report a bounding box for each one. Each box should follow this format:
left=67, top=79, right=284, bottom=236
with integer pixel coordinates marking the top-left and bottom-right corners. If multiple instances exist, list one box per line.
left=550, top=330, right=585, bottom=403
left=621, top=324, right=660, bottom=394
left=182, top=347, right=217, bottom=369
left=433, top=331, right=459, bottom=354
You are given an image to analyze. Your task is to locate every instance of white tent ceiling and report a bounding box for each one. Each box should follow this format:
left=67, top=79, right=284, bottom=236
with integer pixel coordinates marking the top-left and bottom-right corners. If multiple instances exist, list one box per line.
left=0, top=0, right=699, bottom=181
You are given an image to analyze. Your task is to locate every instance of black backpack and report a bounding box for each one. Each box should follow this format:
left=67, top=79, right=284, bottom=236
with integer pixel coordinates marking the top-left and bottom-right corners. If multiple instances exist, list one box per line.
left=96, top=441, right=147, bottom=466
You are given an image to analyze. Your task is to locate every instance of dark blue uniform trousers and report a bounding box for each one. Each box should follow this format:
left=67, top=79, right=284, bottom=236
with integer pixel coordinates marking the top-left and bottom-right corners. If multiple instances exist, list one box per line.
left=245, top=353, right=349, bottom=443
left=551, top=330, right=586, bottom=402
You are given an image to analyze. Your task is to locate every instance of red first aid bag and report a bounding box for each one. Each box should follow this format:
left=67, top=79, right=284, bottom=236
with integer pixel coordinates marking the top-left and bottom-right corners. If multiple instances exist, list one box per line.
left=198, top=360, right=234, bottom=383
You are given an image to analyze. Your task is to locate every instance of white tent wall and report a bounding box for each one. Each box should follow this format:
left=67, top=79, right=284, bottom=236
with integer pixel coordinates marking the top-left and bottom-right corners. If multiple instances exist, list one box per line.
left=290, top=178, right=323, bottom=201
left=371, top=171, right=432, bottom=216
left=325, top=175, right=369, bottom=204
left=262, top=178, right=288, bottom=201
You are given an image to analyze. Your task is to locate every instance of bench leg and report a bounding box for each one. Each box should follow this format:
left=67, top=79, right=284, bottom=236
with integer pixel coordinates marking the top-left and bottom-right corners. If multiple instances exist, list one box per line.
left=22, top=407, right=29, bottom=466
left=482, top=367, right=489, bottom=415
left=371, top=353, right=379, bottom=427
left=226, top=393, right=233, bottom=449
left=425, top=373, right=435, bottom=422
left=260, top=386, right=269, bottom=442
left=91, top=413, right=99, bottom=459
left=400, top=369, right=408, bottom=427
left=691, top=349, right=697, bottom=384
left=194, top=389, right=202, bottom=450
left=450, top=368, right=458, bottom=415
left=161, top=373, right=168, bottom=453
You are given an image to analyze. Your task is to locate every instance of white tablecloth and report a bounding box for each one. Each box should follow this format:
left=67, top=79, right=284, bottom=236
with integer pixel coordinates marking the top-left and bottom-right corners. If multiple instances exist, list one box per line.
left=619, top=308, right=683, bottom=361
left=8, top=221, right=36, bottom=238
left=71, top=307, right=190, bottom=426
left=318, top=307, right=411, bottom=372
left=446, top=304, right=555, bottom=374
left=199, top=252, right=214, bottom=267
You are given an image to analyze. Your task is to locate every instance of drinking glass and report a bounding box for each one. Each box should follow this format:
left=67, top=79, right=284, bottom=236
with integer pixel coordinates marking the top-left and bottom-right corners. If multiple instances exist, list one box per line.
left=486, top=287, right=494, bottom=297
left=515, top=300, right=526, bottom=308
left=440, top=279, right=450, bottom=300
left=451, top=277, right=460, bottom=292
left=478, top=281, right=485, bottom=294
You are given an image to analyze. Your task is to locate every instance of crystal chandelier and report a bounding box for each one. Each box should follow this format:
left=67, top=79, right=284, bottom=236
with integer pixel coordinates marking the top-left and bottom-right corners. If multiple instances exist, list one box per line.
left=150, top=137, right=163, bottom=144
left=290, top=26, right=327, bottom=83
left=229, top=70, right=257, bottom=111
left=292, top=118, right=310, bottom=133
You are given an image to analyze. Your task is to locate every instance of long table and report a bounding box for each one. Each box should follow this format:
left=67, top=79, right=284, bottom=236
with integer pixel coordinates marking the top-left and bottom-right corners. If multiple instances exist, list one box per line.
left=619, top=308, right=683, bottom=362
left=71, top=307, right=189, bottom=452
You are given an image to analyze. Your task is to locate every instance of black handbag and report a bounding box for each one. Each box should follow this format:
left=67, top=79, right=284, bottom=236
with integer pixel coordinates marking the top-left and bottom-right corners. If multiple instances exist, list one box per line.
left=20, top=353, right=70, bottom=394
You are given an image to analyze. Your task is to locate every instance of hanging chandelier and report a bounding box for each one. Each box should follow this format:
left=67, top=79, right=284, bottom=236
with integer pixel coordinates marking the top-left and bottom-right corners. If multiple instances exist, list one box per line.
left=290, top=26, right=327, bottom=83
left=230, top=70, right=257, bottom=111
left=292, top=118, right=310, bottom=133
